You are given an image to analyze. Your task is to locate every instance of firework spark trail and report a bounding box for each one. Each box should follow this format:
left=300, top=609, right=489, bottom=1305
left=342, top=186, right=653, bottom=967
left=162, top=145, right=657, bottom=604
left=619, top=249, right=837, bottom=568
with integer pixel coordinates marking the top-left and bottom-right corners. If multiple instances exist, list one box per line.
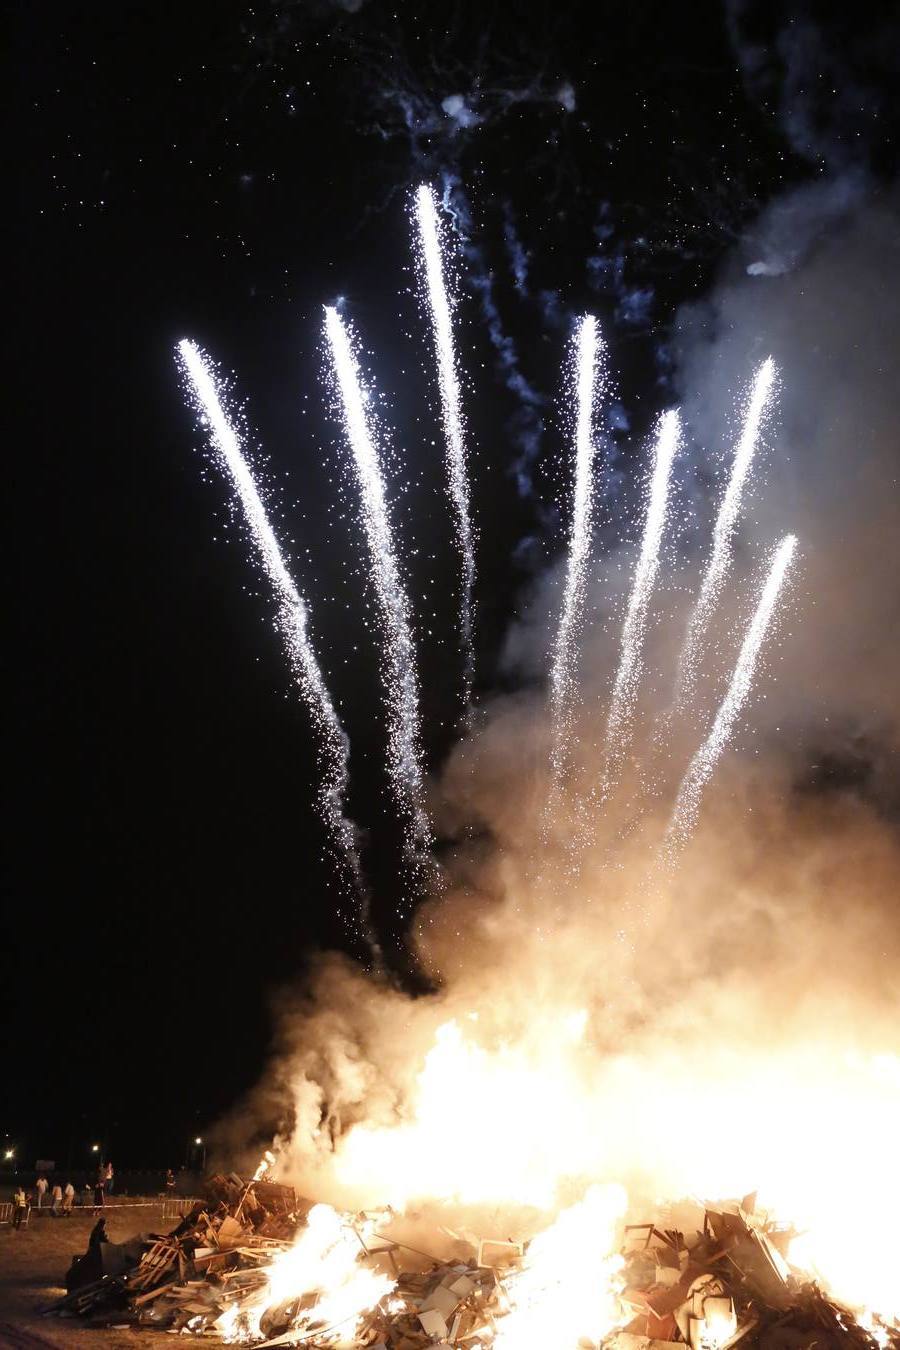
left=548, top=315, right=604, bottom=795
left=666, top=532, right=797, bottom=852
left=323, top=308, right=432, bottom=885
left=176, top=339, right=371, bottom=943
left=675, top=357, right=777, bottom=706
left=413, top=183, right=476, bottom=716
left=601, top=410, right=681, bottom=794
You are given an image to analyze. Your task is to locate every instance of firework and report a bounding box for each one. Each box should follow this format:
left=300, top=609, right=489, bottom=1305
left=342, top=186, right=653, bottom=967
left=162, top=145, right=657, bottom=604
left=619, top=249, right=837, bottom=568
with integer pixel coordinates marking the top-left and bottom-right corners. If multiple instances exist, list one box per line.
left=176, top=340, right=368, bottom=939
left=413, top=183, right=477, bottom=717
left=676, top=357, right=777, bottom=705
left=323, top=308, right=432, bottom=890
left=602, top=409, right=681, bottom=791
left=666, top=532, right=797, bottom=851
left=547, top=315, right=604, bottom=797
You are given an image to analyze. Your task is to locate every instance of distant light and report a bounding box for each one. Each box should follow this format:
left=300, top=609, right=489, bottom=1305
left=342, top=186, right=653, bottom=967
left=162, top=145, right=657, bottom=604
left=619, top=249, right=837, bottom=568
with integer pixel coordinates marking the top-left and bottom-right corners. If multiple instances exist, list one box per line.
left=194, top=1137, right=203, bottom=1145
left=91, top=1144, right=100, bottom=1152
left=4, top=1149, right=13, bottom=1160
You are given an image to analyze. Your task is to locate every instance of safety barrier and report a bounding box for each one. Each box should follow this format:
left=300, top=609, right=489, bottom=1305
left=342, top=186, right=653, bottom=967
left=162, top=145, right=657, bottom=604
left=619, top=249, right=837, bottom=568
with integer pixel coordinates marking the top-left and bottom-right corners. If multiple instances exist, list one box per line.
left=161, top=1197, right=204, bottom=1222
left=0, top=1197, right=203, bottom=1223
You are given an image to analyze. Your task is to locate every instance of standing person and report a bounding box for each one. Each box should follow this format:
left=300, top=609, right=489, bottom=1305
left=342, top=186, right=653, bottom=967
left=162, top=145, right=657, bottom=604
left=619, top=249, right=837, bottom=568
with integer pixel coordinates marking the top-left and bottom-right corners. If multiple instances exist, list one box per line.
left=51, top=1182, right=63, bottom=1216
left=12, top=1186, right=28, bottom=1230
left=92, top=1172, right=105, bottom=1214
left=104, top=1161, right=114, bottom=1195
left=62, top=1180, right=75, bottom=1216
left=88, top=1216, right=109, bottom=1249
left=35, top=1175, right=48, bottom=1209
left=165, top=1168, right=175, bottom=1193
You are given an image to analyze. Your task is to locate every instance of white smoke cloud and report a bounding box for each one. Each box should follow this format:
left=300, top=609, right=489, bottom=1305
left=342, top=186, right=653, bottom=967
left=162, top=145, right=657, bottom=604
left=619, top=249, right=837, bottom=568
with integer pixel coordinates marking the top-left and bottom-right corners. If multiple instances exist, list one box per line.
left=440, top=93, right=480, bottom=131
left=213, top=113, right=900, bottom=1318
left=673, top=192, right=900, bottom=739
left=743, top=170, right=870, bottom=278
left=726, top=2, right=898, bottom=281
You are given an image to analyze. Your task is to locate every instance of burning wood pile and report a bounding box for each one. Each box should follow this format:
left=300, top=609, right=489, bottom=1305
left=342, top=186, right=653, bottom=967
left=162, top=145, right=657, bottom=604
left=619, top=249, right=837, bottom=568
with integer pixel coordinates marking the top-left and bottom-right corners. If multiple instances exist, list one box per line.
left=43, top=1171, right=899, bottom=1349
left=610, top=1203, right=896, bottom=1350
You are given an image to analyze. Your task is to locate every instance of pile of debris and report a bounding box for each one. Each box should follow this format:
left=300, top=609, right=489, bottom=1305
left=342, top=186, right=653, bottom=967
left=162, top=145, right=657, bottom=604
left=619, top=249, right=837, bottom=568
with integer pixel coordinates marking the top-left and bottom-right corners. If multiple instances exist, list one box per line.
left=610, top=1201, right=896, bottom=1350
left=46, top=1172, right=301, bottom=1335
left=43, top=1176, right=899, bottom=1348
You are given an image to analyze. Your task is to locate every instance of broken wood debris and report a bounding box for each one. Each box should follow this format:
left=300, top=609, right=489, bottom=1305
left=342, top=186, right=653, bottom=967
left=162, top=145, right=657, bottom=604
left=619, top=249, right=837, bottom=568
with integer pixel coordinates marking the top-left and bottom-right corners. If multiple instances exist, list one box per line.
left=41, top=1178, right=899, bottom=1347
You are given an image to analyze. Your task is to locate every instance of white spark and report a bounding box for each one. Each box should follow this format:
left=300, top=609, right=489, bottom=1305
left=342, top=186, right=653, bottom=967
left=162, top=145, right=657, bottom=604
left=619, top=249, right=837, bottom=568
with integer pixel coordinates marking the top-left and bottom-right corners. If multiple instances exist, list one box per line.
left=176, top=339, right=368, bottom=939
left=548, top=315, right=604, bottom=792
left=603, top=409, right=681, bottom=788
left=413, top=183, right=476, bottom=717
left=667, top=533, right=797, bottom=851
left=676, top=357, right=777, bottom=705
left=323, top=308, right=432, bottom=888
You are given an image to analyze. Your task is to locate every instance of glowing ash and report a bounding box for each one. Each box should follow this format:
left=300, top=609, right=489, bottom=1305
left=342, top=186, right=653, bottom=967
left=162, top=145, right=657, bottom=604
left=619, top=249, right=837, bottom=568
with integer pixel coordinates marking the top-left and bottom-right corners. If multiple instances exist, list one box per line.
left=413, top=183, right=477, bottom=717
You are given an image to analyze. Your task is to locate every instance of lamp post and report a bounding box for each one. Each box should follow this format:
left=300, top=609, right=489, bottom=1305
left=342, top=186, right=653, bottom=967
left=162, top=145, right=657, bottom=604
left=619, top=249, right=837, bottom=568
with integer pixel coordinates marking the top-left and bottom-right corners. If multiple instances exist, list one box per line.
left=191, top=1137, right=207, bottom=1172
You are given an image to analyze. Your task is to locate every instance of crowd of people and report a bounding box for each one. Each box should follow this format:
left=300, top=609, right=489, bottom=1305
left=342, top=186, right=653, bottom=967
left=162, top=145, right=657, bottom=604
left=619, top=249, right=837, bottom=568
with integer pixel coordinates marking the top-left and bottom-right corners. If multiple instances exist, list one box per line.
left=11, top=1178, right=76, bottom=1226
left=7, top=1163, right=182, bottom=1231
left=9, top=1161, right=116, bottom=1227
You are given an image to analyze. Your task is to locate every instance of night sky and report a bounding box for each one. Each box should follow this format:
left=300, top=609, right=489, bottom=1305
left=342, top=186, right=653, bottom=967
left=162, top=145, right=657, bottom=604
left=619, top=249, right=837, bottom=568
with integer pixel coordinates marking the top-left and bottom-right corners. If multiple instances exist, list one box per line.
left=7, top=0, right=897, bottom=1170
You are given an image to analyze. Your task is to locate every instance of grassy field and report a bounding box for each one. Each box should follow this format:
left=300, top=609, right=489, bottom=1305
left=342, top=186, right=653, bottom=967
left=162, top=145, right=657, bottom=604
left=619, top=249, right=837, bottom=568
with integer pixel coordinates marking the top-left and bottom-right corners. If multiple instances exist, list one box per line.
left=0, top=1202, right=208, bottom=1349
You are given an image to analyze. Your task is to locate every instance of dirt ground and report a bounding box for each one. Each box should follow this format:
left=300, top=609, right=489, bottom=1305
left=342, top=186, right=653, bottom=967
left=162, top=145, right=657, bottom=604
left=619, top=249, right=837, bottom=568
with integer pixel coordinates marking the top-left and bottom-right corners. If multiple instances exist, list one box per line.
left=0, top=1203, right=207, bottom=1350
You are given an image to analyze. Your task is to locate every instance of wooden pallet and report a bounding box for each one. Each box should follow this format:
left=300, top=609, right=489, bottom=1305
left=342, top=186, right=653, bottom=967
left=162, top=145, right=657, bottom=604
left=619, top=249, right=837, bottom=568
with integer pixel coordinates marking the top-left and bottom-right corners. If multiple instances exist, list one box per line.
left=127, top=1241, right=179, bottom=1291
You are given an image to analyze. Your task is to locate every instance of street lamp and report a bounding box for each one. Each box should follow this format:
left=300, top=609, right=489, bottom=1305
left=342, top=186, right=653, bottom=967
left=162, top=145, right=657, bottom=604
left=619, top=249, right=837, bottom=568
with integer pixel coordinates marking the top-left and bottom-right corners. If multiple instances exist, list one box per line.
left=4, top=1149, right=13, bottom=1161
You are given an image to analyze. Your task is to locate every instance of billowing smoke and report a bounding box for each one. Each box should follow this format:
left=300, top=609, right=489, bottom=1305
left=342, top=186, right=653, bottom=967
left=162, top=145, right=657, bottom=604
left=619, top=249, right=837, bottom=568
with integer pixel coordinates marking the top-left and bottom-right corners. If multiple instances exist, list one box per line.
left=503, top=202, right=531, bottom=297
left=672, top=193, right=900, bottom=740
left=743, top=172, right=869, bottom=278
left=391, top=79, right=576, bottom=142
left=727, top=2, right=899, bottom=279
left=213, top=182, right=900, bottom=1315
left=726, top=1, right=897, bottom=172
left=218, top=179, right=900, bottom=1252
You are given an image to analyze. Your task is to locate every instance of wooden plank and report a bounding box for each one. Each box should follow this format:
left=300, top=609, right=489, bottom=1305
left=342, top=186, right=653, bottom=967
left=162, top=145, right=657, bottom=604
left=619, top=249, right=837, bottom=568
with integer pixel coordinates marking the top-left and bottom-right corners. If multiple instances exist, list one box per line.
left=132, top=1281, right=179, bottom=1307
